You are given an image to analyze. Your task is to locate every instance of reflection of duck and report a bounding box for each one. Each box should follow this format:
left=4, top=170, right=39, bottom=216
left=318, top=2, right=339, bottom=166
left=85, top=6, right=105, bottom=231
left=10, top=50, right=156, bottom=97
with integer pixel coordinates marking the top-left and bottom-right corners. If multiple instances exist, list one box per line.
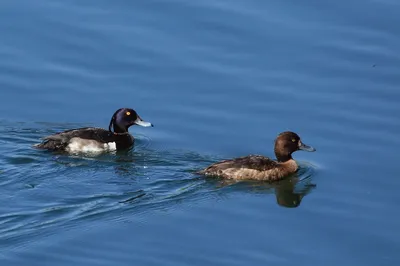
left=211, top=173, right=316, bottom=208
left=197, top=131, right=316, bottom=181
left=274, top=176, right=316, bottom=208
left=34, top=108, right=153, bottom=153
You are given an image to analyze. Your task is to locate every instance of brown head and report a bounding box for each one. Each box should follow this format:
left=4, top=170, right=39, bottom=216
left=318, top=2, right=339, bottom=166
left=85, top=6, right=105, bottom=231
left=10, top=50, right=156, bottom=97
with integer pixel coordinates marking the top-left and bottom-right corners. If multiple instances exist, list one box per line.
left=274, top=131, right=316, bottom=162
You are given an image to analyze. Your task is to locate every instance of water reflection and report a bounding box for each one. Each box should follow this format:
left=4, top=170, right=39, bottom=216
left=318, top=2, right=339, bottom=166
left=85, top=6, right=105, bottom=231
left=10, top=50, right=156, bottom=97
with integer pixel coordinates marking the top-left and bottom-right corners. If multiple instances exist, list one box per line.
left=210, top=171, right=316, bottom=208
left=274, top=176, right=316, bottom=208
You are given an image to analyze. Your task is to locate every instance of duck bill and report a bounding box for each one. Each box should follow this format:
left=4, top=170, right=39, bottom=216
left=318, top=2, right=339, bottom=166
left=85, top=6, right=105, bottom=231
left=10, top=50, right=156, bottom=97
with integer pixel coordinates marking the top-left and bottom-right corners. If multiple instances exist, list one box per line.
left=134, top=117, right=153, bottom=127
left=299, top=142, right=316, bottom=152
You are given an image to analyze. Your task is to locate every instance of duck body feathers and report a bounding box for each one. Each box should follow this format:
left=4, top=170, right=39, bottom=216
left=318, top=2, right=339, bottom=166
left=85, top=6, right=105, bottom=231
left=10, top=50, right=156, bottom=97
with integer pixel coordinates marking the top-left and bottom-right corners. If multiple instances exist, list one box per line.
left=34, top=127, right=133, bottom=152
left=197, top=155, right=298, bottom=181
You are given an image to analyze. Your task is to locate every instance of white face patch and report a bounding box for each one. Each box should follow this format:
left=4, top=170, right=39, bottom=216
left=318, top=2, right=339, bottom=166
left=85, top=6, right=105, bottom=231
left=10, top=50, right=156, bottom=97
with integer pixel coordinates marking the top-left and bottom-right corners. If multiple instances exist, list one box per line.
left=67, top=138, right=117, bottom=153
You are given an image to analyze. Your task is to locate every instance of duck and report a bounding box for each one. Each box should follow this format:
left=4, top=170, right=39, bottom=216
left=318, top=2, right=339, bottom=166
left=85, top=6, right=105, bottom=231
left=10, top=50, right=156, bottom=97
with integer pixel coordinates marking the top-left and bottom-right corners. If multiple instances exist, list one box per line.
left=196, top=131, right=315, bottom=181
left=34, top=107, right=153, bottom=152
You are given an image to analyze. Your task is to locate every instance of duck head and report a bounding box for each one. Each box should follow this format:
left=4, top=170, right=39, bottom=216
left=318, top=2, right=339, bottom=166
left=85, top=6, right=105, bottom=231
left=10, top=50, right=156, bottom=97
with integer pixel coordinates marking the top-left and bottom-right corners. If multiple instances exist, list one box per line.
left=108, top=108, right=153, bottom=133
left=274, top=131, right=315, bottom=162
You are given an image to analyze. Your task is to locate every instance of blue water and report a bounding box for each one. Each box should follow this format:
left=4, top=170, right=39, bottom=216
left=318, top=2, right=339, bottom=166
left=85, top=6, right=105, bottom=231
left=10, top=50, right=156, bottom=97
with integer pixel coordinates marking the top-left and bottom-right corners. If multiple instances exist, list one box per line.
left=1, top=0, right=400, bottom=265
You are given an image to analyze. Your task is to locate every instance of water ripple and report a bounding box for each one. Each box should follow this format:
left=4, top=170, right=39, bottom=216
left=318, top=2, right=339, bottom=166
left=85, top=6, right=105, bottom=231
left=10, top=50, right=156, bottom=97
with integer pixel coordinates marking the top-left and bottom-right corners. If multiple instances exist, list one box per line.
left=0, top=121, right=318, bottom=254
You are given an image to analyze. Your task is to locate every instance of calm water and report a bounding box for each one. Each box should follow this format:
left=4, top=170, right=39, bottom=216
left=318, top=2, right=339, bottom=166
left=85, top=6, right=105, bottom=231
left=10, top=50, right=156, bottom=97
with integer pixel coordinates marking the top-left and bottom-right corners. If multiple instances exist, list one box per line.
left=1, top=0, right=400, bottom=265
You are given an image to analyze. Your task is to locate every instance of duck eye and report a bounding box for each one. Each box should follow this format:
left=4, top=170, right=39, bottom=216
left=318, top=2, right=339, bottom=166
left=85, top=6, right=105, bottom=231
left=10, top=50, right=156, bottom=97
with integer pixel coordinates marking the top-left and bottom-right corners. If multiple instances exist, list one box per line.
left=292, top=138, right=296, bottom=142
left=126, top=112, right=131, bottom=116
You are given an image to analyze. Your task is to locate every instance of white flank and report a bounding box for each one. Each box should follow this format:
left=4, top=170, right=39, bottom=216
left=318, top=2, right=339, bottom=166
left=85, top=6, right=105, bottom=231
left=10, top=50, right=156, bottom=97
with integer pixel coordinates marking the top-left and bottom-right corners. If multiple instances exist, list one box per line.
left=104, top=142, right=117, bottom=150
left=66, top=138, right=117, bottom=153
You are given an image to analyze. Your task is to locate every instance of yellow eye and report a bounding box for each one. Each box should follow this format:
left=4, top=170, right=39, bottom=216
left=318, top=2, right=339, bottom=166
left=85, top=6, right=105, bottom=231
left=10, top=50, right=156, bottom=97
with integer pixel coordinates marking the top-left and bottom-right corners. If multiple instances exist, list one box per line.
left=126, top=111, right=131, bottom=116
left=292, top=138, right=296, bottom=142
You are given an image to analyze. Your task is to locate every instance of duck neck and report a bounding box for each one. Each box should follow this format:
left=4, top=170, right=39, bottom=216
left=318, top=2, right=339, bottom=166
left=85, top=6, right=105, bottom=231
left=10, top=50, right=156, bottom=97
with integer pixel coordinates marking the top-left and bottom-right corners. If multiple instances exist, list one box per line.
left=113, top=124, right=128, bottom=134
left=275, top=152, right=292, bottom=163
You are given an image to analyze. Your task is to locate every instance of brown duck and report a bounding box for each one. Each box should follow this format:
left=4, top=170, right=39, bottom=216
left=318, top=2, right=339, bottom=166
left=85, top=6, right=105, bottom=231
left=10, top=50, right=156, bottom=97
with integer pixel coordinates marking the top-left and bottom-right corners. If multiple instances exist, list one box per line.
left=197, top=131, right=316, bottom=181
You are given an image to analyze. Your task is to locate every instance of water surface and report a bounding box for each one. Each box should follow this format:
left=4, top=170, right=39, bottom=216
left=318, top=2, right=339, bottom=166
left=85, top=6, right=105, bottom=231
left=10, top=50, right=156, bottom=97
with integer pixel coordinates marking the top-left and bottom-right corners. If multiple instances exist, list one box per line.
left=1, top=0, right=400, bottom=265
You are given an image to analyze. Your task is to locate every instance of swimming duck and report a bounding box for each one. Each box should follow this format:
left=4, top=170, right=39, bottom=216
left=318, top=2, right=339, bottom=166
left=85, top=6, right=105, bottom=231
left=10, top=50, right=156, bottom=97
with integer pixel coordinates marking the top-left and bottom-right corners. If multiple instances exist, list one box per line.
left=197, top=131, right=315, bottom=181
left=34, top=108, right=153, bottom=152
